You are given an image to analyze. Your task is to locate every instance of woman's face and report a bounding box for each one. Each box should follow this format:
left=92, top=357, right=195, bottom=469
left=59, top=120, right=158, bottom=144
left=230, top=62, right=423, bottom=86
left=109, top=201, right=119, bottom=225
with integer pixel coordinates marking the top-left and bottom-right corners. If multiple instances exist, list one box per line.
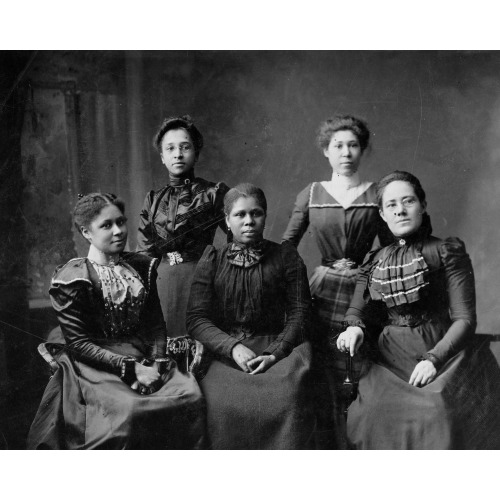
left=81, top=204, right=128, bottom=258
left=226, top=196, right=266, bottom=246
left=323, top=130, right=363, bottom=176
left=380, top=180, right=426, bottom=238
left=160, top=128, right=197, bottom=177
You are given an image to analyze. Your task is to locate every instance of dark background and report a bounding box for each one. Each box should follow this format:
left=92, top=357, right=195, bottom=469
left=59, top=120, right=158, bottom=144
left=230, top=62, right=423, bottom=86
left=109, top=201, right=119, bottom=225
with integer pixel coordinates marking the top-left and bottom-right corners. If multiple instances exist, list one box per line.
left=1, top=50, right=500, bottom=448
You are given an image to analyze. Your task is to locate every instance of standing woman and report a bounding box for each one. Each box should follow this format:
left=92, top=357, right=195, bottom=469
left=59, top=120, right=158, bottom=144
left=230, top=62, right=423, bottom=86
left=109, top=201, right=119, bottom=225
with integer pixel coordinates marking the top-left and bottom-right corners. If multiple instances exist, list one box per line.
left=187, top=184, right=315, bottom=449
left=28, top=193, right=204, bottom=449
left=137, top=115, right=229, bottom=338
left=337, top=171, right=500, bottom=449
left=282, top=115, right=391, bottom=447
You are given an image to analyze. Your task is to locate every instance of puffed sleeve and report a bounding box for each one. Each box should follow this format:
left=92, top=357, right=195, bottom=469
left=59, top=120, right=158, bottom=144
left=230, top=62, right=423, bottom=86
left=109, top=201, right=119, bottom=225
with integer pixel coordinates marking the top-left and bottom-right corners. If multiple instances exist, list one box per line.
left=136, top=190, right=160, bottom=258
left=263, top=242, right=311, bottom=361
left=281, top=184, right=311, bottom=247
left=344, top=248, right=387, bottom=334
left=186, top=245, right=240, bottom=358
left=427, top=237, right=476, bottom=366
left=140, top=261, right=167, bottom=358
left=50, top=282, right=127, bottom=375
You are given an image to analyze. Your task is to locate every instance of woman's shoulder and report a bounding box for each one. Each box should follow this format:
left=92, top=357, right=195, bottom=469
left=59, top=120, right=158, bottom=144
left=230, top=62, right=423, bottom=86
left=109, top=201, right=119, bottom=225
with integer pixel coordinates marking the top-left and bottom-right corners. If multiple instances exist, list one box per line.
left=420, top=235, right=466, bottom=254
left=51, top=258, right=92, bottom=287
left=199, top=244, right=220, bottom=261
left=290, top=183, right=315, bottom=208
left=361, top=246, right=385, bottom=267
left=437, top=237, right=469, bottom=263
left=418, top=236, right=469, bottom=269
left=193, top=177, right=230, bottom=196
left=268, top=239, right=303, bottom=262
left=121, top=252, right=160, bottom=281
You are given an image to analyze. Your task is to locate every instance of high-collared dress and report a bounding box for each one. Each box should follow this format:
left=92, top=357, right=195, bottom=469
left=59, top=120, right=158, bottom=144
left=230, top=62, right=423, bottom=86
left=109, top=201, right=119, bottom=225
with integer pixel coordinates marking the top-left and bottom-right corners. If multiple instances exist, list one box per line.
left=187, top=240, right=315, bottom=449
left=137, top=172, right=229, bottom=337
left=27, top=252, right=205, bottom=449
left=344, top=232, right=500, bottom=449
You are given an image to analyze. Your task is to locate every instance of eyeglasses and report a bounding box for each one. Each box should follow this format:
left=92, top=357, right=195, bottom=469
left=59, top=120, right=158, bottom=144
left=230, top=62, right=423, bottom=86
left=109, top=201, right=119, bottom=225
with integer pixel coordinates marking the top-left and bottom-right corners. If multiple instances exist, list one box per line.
left=163, top=144, right=193, bottom=154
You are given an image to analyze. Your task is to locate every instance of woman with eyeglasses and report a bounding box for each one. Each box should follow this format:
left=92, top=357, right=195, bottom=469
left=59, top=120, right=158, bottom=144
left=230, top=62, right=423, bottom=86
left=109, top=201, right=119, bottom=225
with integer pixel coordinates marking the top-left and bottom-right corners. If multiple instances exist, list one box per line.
left=337, top=171, right=500, bottom=449
left=137, top=115, right=230, bottom=338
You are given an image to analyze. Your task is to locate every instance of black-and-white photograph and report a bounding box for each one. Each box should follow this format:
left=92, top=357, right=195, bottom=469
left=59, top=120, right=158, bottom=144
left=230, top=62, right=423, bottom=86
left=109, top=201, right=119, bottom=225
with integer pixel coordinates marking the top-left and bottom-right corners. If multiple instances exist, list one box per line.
left=1, top=3, right=499, bottom=497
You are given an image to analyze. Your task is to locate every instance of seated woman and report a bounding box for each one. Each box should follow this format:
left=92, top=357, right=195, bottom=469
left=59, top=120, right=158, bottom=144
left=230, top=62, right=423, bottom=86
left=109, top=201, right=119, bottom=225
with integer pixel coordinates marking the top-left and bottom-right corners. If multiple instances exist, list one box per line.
left=187, top=183, right=315, bottom=449
left=337, top=171, right=500, bottom=449
left=136, top=115, right=229, bottom=338
left=27, top=193, right=205, bottom=449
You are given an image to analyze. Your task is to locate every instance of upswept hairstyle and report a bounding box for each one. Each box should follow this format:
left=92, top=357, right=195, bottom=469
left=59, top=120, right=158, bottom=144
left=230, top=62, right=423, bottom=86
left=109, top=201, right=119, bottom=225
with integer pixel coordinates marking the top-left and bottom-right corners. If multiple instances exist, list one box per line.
left=376, top=170, right=432, bottom=236
left=376, top=170, right=427, bottom=209
left=223, top=183, right=268, bottom=216
left=73, top=193, right=125, bottom=234
left=316, top=115, right=371, bottom=152
left=153, top=115, right=204, bottom=158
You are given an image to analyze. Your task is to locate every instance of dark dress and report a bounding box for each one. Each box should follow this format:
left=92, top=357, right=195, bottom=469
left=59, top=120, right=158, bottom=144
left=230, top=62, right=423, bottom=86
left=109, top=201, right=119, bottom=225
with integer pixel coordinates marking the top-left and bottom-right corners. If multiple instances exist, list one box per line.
left=186, top=240, right=315, bottom=449
left=344, top=232, right=500, bottom=449
left=137, top=172, right=229, bottom=337
left=27, top=252, right=205, bottom=450
left=282, top=181, right=391, bottom=447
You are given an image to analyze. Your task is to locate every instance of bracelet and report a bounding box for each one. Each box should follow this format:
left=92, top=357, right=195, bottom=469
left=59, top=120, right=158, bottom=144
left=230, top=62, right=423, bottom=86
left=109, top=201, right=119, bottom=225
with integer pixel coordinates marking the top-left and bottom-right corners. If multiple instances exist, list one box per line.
left=342, top=320, right=366, bottom=331
left=417, top=353, right=442, bottom=370
left=154, top=357, right=171, bottom=375
left=120, top=357, right=136, bottom=385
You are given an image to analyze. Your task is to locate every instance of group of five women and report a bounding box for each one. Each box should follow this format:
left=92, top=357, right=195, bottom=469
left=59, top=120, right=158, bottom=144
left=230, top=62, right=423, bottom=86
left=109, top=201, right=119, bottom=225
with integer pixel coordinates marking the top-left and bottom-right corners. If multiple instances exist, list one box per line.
left=28, top=114, right=500, bottom=450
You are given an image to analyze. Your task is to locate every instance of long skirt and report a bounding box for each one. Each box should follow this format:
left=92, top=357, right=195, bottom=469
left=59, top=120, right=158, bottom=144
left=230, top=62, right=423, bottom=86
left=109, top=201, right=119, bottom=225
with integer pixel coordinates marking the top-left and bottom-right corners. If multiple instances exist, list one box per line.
left=27, top=348, right=205, bottom=450
left=200, top=336, right=315, bottom=450
left=347, top=326, right=500, bottom=449
left=309, top=265, right=364, bottom=449
left=156, top=259, right=198, bottom=338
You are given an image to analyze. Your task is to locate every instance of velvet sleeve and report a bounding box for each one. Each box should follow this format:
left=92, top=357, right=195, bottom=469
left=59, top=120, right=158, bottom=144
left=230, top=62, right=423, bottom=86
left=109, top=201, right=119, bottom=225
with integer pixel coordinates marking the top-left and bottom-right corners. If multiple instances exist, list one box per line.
left=263, top=242, right=311, bottom=361
left=140, top=263, right=167, bottom=358
left=136, top=190, right=160, bottom=258
left=49, top=282, right=127, bottom=375
left=344, top=248, right=387, bottom=334
left=427, top=238, right=477, bottom=366
left=281, top=184, right=311, bottom=247
left=186, top=245, right=240, bottom=358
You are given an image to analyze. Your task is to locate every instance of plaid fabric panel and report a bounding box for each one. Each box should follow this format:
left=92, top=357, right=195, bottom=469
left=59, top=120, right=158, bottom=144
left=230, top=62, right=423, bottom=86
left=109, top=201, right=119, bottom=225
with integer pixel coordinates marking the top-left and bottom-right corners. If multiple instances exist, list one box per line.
left=311, top=266, right=358, bottom=326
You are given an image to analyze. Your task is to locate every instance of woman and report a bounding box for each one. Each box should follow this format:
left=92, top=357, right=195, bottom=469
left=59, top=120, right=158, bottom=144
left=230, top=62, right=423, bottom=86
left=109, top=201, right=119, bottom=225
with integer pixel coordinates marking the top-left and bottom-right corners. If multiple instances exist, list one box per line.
left=28, top=193, right=205, bottom=449
left=337, top=171, right=500, bottom=449
left=137, top=115, right=229, bottom=338
left=187, top=183, right=315, bottom=449
left=282, top=115, right=391, bottom=447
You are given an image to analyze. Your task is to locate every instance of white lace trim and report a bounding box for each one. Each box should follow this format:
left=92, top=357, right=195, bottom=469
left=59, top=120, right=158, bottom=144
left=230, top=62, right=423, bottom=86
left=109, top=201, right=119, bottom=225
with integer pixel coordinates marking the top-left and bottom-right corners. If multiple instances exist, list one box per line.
left=371, top=270, right=425, bottom=285
left=308, top=182, right=377, bottom=209
left=380, top=282, right=429, bottom=299
left=376, top=256, right=425, bottom=271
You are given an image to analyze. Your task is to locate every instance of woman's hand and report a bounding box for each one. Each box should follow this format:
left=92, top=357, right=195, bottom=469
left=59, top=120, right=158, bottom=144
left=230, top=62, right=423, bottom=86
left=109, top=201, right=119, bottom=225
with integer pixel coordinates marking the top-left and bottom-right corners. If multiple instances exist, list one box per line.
left=409, top=360, right=437, bottom=387
left=247, top=355, right=277, bottom=375
left=135, top=363, right=161, bottom=387
left=231, top=343, right=257, bottom=373
left=336, top=326, right=364, bottom=356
